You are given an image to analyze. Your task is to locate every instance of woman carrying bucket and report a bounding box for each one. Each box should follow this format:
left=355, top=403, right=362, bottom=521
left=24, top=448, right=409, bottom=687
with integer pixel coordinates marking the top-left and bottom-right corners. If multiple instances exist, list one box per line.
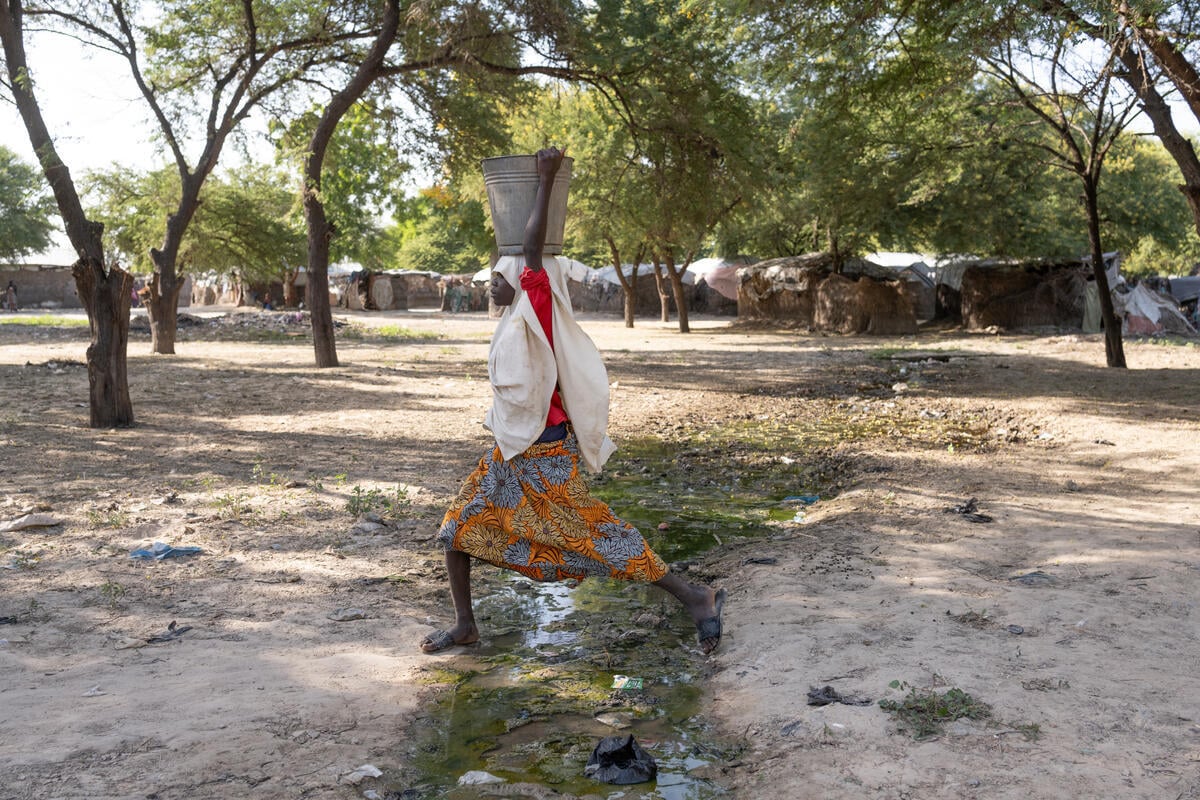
left=420, top=147, right=725, bottom=655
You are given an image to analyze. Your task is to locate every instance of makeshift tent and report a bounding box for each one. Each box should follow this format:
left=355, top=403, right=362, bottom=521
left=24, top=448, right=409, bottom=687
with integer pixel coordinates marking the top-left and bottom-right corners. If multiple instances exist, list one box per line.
left=686, top=256, right=755, bottom=300
left=1113, top=283, right=1198, bottom=336
left=1168, top=276, right=1200, bottom=304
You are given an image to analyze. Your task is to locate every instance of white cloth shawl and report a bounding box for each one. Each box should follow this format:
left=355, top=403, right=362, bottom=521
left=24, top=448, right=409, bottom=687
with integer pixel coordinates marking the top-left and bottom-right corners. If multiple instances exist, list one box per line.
left=484, top=255, right=616, bottom=472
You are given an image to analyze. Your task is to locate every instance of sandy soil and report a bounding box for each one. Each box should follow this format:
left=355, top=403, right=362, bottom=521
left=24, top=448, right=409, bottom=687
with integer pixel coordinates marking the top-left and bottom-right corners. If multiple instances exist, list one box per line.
left=0, top=308, right=1197, bottom=800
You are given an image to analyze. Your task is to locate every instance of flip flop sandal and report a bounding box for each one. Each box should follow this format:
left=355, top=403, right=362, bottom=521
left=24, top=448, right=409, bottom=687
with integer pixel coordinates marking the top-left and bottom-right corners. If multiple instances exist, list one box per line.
left=695, top=588, right=726, bottom=654
left=420, top=629, right=457, bottom=653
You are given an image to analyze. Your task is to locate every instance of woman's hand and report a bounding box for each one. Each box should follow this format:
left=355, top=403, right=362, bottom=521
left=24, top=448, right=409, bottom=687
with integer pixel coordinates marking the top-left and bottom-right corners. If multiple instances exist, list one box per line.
left=536, top=146, right=567, bottom=180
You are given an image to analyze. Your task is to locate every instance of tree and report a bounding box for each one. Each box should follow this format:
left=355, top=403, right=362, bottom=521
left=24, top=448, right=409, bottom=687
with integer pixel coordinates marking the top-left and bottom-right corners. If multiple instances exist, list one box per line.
left=984, top=17, right=1137, bottom=367
left=289, top=0, right=588, bottom=366
left=1038, top=1, right=1200, bottom=240
left=88, top=164, right=305, bottom=292
left=392, top=184, right=491, bottom=274
left=0, top=144, right=55, bottom=260
left=36, top=1, right=376, bottom=354
left=510, top=85, right=651, bottom=327
left=1, top=0, right=133, bottom=426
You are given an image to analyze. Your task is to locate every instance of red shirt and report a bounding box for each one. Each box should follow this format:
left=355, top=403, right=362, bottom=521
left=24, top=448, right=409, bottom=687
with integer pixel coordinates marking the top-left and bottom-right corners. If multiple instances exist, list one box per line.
left=519, top=267, right=569, bottom=426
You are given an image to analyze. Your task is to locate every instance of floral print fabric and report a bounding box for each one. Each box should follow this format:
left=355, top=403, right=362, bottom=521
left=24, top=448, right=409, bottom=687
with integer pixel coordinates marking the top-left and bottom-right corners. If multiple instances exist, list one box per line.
left=438, top=432, right=668, bottom=582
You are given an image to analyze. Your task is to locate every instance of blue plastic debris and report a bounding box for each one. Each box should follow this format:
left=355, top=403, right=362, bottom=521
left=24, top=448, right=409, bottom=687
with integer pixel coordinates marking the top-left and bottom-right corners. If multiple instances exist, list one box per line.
left=782, top=495, right=820, bottom=505
left=130, top=541, right=203, bottom=560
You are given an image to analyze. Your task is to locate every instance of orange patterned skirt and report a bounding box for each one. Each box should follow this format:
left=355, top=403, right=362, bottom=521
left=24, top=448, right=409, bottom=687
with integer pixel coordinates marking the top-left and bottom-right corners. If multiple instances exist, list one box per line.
left=437, top=431, right=668, bottom=582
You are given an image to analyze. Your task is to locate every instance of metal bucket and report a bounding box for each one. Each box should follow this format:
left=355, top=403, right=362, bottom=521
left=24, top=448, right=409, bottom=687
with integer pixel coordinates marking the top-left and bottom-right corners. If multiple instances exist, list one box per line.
left=482, top=155, right=572, bottom=255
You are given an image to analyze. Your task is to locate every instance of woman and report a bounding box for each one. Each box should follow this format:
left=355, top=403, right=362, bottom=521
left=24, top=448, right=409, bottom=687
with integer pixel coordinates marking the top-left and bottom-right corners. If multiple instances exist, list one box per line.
left=421, top=147, right=725, bottom=655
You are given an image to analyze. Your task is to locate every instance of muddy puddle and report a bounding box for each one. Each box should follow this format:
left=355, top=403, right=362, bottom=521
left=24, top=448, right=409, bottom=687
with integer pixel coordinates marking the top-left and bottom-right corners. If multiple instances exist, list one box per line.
left=388, top=405, right=987, bottom=796
left=391, top=427, right=851, bottom=797
left=391, top=407, right=945, bottom=796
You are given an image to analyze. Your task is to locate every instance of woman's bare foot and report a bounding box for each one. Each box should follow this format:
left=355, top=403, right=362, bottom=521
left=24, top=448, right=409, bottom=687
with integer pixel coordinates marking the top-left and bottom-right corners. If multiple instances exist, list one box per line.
left=419, top=621, right=479, bottom=653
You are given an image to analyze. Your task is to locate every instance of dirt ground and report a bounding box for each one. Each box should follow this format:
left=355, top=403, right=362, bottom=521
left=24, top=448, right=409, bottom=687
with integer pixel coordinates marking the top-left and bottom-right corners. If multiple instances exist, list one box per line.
left=1, top=308, right=1198, bottom=800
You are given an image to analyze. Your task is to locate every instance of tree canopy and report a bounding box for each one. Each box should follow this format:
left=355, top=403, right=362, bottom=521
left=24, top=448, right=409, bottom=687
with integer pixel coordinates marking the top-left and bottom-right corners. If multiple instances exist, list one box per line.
left=0, top=145, right=56, bottom=262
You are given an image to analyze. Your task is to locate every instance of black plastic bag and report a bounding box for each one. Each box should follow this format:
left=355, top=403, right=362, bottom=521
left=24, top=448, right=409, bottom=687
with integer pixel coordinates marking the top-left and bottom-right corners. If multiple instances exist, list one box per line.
left=584, top=734, right=657, bottom=785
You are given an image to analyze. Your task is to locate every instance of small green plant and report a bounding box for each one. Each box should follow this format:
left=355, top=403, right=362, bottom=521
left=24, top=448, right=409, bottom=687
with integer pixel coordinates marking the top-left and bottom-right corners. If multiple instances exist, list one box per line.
left=879, top=681, right=991, bottom=740
left=213, top=492, right=253, bottom=520
left=252, top=459, right=283, bottom=486
left=346, top=486, right=384, bottom=517
left=99, top=580, right=126, bottom=609
left=86, top=509, right=129, bottom=529
left=384, top=486, right=412, bottom=517
left=346, top=484, right=412, bottom=518
left=1012, top=722, right=1042, bottom=741
left=7, top=550, right=40, bottom=569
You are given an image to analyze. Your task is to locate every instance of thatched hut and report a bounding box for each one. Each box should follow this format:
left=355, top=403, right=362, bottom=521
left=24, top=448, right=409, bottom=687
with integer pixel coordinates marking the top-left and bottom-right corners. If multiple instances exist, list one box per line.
left=958, top=261, right=1090, bottom=330
left=737, top=253, right=917, bottom=334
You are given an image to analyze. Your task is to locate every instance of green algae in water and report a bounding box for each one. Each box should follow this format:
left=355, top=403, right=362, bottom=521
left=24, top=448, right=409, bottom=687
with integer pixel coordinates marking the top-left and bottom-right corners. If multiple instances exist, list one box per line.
left=405, top=579, right=731, bottom=798
left=591, top=435, right=829, bottom=562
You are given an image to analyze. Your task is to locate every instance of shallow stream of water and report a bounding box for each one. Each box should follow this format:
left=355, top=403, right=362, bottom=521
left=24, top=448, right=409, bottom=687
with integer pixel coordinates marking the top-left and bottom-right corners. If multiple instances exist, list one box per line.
left=395, top=431, right=836, bottom=798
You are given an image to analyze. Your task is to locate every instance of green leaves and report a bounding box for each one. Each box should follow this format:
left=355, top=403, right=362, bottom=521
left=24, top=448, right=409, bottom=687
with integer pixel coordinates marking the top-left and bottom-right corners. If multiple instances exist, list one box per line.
left=0, top=146, right=57, bottom=261
left=86, top=163, right=303, bottom=281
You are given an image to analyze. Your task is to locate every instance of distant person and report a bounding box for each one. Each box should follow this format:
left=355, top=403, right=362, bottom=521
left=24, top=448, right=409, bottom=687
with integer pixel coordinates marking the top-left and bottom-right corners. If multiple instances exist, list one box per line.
left=262, top=291, right=274, bottom=311
left=420, top=147, right=725, bottom=656
left=5, top=281, right=17, bottom=312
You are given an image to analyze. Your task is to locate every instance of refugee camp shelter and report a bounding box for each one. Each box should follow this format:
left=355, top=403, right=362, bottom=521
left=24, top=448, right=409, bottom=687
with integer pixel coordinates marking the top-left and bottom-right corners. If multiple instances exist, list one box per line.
left=737, top=252, right=918, bottom=334
left=864, top=252, right=937, bottom=321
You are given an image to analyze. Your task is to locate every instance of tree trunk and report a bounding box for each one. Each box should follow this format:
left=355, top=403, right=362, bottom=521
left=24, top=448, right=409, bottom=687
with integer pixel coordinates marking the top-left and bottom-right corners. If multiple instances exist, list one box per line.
left=1116, top=33, right=1200, bottom=238
left=74, top=257, right=135, bottom=426
left=306, top=199, right=339, bottom=367
left=652, top=260, right=671, bottom=322
left=1083, top=177, right=1126, bottom=368
left=606, top=237, right=636, bottom=328
left=301, top=0, right=401, bottom=367
left=1, top=0, right=133, bottom=426
left=663, top=252, right=691, bottom=334
left=144, top=266, right=183, bottom=354
left=1132, top=14, right=1200, bottom=123
left=827, top=225, right=843, bottom=274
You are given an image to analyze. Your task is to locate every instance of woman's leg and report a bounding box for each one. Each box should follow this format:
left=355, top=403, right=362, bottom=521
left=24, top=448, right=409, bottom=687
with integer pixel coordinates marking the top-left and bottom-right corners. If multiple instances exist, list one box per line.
left=420, top=549, right=481, bottom=652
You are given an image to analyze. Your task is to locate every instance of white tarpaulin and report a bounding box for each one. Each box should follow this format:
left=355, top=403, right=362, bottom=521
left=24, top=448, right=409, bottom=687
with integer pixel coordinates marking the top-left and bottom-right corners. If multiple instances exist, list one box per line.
left=686, top=256, right=755, bottom=300
left=1113, top=283, right=1197, bottom=336
left=589, top=263, right=656, bottom=286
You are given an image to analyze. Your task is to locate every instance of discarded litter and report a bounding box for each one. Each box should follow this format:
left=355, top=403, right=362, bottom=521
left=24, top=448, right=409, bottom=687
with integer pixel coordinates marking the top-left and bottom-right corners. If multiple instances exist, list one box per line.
left=340, top=764, right=383, bottom=786
left=1007, top=625, right=1025, bottom=635
left=611, top=675, right=644, bottom=690
left=129, top=541, right=203, bottom=560
left=146, top=621, right=192, bottom=644
left=742, top=557, right=778, bottom=566
left=457, top=770, right=503, bottom=786
left=943, top=498, right=993, bottom=523
left=0, top=513, right=63, bottom=533
left=1009, top=571, right=1055, bottom=586
left=82, top=685, right=106, bottom=697
left=328, top=608, right=368, bottom=622
left=806, top=685, right=872, bottom=707
left=584, top=734, right=657, bottom=785
left=782, top=495, right=820, bottom=505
